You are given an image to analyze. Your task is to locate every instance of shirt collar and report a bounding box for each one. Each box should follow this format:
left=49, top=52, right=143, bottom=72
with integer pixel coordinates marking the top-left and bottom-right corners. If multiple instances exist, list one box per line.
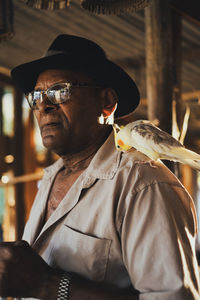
left=43, top=131, right=121, bottom=181
left=85, top=131, right=121, bottom=180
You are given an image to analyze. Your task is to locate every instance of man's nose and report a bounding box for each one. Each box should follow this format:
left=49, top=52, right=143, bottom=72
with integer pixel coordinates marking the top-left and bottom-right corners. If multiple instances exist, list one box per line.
left=37, top=93, right=57, bottom=113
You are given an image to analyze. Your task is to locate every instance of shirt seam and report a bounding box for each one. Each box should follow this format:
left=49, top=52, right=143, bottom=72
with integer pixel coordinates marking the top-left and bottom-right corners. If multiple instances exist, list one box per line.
left=103, top=239, right=113, bottom=281
left=132, top=180, right=183, bottom=194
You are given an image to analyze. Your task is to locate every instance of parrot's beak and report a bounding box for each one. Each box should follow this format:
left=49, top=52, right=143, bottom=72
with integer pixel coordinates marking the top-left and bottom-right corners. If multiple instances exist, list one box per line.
left=113, top=123, right=121, bottom=132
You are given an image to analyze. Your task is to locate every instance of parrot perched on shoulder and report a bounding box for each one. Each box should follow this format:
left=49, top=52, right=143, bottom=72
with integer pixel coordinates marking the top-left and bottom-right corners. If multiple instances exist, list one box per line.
left=113, top=120, right=200, bottom=171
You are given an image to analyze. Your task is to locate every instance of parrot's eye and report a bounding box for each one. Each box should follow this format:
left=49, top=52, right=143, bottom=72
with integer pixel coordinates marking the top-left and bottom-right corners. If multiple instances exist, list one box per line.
left=117, top=145, right=121, bottom=149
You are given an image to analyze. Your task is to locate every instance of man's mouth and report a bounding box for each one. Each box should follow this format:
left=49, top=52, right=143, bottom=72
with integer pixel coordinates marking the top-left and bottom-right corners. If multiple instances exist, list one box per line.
left=41, top=122, right=62, bottom=133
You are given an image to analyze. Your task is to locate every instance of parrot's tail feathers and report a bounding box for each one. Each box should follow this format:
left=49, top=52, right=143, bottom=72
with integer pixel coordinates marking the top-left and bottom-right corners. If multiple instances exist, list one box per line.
left=179, top=159, right=200, bottom=171
left=171, top=147, right=200, bottom=161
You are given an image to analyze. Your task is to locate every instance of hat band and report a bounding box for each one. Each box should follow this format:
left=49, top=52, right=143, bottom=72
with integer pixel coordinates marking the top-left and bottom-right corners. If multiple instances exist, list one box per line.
left=43, top=50, right=67, bottom=57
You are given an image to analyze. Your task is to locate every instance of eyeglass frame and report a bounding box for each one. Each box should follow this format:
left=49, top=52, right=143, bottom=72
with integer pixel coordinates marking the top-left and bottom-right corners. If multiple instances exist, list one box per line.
left=25, top=82, right=105, bottom=110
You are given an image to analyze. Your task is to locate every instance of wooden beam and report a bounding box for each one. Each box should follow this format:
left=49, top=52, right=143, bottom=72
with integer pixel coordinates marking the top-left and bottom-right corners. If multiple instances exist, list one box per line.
left=183, top=48, right=200, bottom=61
left=116, top=47, right=200, bottom=72
left=0, top=67, right=10, bottom=78
left=140, top=90, right=200, bottom=106
left=145, top=0, right=173, bottom=133
left=182, top=91, right=200, bottom=101
left=0, top=87, right=3, bottom=135
left=170, top=0, right=200, bottom=26
left=171, top=10, right=183, bottom=132
left=145, top=0, right=177, bottom=172
left=0, top=73, right=13, bottom=85
left=13, top=88, right=25, bottom=240
left=181, top=165, right=197, bottom=199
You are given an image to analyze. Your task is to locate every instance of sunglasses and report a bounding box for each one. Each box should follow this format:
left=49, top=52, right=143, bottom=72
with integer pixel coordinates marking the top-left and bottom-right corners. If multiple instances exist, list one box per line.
left=25, top=82, right=103, bottom=110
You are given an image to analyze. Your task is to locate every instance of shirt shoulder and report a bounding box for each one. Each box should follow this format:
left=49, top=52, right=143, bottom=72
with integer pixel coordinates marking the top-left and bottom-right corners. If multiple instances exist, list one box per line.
left=118, top=149, right=183, bottom=193
left=117, top=149, right=197, bottom=235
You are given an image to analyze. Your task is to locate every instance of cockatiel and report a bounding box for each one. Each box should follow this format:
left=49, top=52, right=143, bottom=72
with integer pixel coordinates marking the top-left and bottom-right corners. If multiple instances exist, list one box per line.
left=113, top=120, right=200, bottom=171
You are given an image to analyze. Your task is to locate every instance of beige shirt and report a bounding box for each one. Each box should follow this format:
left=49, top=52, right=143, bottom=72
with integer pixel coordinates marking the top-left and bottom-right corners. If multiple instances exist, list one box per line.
left=23, top=133, right=200, bottom=299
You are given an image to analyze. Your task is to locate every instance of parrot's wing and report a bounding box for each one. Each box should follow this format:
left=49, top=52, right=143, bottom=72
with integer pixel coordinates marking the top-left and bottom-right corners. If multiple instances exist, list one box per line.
left=128, top=121, right=200, bottom=162
left=126, top=122, right=180, bottom=160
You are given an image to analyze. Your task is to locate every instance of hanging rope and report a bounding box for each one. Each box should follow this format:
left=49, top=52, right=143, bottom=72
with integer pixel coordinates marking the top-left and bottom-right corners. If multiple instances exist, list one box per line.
left=20, top=0, right=71, bottom=10
left=80, top=0, right=152, bottom=14
left=0, top=0, right=14, bottom=42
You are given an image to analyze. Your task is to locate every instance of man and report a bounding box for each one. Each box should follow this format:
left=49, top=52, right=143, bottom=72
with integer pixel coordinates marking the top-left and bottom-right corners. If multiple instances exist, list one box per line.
left=0, top=34, right=199, bottom=299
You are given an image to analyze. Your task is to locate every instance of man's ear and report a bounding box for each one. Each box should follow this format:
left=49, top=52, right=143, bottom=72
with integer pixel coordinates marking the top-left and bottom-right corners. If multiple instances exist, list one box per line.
left=100, top=88, right=118, bottom=118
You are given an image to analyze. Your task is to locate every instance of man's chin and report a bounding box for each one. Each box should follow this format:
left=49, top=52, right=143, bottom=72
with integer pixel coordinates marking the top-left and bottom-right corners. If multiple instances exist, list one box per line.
left=42, top=136, right=67, bottom=155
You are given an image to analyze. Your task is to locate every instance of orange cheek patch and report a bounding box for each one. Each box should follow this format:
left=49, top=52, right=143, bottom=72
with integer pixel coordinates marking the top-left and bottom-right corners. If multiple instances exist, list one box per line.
left=117, top=139, right=124, bottom=147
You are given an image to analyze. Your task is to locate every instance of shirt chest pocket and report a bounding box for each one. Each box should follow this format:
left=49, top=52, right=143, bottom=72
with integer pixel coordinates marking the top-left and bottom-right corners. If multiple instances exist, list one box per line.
left=51, top=225, right=112, bottom=282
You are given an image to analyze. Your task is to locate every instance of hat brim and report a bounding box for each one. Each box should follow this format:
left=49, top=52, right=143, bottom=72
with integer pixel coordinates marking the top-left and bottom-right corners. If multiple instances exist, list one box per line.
left=11, top=53, right=140, bottom=117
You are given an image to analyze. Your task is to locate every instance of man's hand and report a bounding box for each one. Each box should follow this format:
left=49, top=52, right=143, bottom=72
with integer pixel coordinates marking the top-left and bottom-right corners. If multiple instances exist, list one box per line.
left=0, top=240, right=139, bottom=300
left=0, top=240, right=60, bottom=298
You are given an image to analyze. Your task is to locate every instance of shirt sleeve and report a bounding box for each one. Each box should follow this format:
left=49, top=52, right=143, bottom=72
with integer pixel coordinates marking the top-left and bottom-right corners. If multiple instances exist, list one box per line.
left=120, top=181, right=200, bottom=300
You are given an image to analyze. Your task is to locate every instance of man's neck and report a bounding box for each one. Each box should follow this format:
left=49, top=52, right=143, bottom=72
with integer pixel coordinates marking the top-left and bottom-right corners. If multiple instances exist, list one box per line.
left=60, top=129, right=111, bottom=175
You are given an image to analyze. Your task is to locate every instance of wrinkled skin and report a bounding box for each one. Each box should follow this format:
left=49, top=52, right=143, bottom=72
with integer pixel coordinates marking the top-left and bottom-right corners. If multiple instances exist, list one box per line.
left=33, top=69, right=111, bottom=156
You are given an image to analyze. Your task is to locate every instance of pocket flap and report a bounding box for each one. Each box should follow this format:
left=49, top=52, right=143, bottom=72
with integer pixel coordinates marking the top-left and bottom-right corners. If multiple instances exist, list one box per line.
left=52, top=225, right=112, bottom=281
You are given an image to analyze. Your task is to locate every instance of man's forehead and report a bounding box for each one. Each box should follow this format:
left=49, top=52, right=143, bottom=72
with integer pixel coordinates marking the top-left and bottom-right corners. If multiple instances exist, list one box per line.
left=35, top=69, right=96, bottom=89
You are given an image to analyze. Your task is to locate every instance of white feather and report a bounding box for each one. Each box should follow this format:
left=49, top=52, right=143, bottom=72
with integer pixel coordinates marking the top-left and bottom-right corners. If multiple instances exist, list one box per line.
left=114, top=120, right=200, bottom=171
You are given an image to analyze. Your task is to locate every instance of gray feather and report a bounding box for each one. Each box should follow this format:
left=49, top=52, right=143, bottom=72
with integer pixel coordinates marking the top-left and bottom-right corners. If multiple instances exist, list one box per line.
left=115, top=120, right=200, bottom=170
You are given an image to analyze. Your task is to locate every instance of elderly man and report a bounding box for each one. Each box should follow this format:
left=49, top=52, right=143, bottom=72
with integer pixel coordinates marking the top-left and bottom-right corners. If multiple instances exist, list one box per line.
left=0, top=34, right=199, bottom=300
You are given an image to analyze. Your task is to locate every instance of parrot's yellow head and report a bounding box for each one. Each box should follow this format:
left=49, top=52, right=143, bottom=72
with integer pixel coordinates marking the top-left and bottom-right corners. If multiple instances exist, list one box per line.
left=113, top=124, right=132, bottom=152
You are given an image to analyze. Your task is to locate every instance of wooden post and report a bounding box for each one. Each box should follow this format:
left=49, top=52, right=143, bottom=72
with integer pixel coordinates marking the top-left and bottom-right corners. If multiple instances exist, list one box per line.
left=145, top=0, right=173, bottom=133
left=13, top=88, right=25, bottom=239
left=0, top=88, right=4, bottom=177
left=171, top=10, right=183, bottom=178
left=0, top=87, right=3, bottom=135
left=171, top=11, right=183, bottom=133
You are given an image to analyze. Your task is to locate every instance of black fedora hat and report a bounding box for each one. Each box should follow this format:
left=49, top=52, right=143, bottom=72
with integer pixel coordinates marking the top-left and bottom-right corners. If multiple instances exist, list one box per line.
left=11, top=34, right=140, bottom=117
